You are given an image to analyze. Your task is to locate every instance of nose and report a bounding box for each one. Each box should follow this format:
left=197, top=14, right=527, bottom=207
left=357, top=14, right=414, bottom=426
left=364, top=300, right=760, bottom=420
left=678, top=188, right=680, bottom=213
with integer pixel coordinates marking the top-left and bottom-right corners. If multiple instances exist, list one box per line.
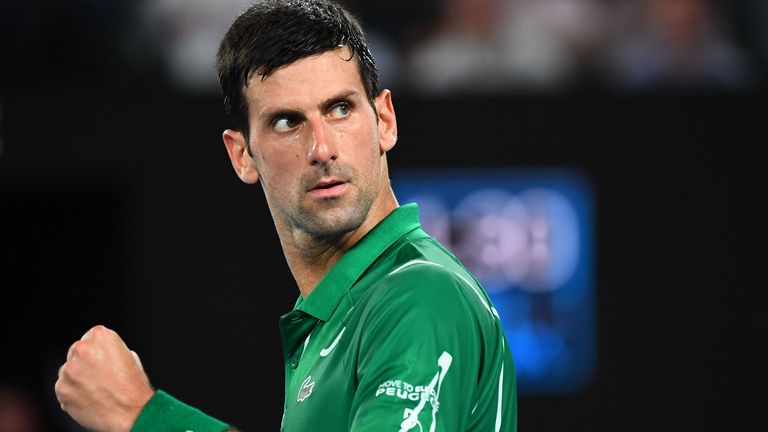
left=306, top=118, right=337, bottom=165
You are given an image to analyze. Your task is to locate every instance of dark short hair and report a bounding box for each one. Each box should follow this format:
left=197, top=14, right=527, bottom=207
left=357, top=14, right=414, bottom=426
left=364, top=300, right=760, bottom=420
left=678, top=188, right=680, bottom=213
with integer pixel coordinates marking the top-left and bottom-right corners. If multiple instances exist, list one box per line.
left=216, top=0, right=379, bottom=138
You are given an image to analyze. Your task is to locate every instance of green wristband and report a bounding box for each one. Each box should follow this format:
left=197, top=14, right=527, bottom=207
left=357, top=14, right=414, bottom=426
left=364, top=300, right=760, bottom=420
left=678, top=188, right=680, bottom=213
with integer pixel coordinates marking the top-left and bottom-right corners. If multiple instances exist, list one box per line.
left=131, top=390, right=229, bottom=432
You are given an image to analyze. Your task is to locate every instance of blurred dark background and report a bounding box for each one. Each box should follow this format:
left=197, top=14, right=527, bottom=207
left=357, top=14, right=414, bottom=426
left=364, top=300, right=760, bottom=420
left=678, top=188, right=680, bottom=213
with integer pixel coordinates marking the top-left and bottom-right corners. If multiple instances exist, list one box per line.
left=1, top=0, right=766, bottom=431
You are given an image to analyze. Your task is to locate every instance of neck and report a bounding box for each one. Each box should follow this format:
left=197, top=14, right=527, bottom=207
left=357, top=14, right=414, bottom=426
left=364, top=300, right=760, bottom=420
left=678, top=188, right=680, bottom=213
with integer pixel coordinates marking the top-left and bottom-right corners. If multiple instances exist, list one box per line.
left=279, top=191, right=399, bottom=298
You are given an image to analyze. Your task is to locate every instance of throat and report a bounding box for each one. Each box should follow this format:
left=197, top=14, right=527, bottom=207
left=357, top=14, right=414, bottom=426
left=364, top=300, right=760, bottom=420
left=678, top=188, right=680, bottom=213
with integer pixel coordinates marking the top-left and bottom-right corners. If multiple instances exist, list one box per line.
left=284, top=238, right=347, bottom=299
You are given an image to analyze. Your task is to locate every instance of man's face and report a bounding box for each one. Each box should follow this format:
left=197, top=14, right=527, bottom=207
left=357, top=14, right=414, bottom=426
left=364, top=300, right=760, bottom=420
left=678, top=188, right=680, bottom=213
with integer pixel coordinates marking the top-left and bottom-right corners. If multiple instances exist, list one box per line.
left=230, top=47, right=396, bottom=241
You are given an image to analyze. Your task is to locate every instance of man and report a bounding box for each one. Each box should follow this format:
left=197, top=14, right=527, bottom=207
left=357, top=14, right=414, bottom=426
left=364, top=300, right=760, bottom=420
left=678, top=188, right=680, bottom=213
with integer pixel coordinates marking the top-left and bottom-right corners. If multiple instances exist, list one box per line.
left=54, top=0, right=518, bottom=430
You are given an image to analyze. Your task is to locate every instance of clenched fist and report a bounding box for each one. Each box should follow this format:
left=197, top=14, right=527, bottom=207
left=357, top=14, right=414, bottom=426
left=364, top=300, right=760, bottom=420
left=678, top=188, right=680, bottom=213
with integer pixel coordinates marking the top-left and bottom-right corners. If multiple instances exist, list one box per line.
left=55, top=325, right=155, bottom=432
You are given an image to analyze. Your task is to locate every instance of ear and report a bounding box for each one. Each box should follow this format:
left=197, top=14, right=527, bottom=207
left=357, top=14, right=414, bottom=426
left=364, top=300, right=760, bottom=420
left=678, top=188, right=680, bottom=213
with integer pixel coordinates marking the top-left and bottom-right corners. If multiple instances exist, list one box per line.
left=374, top=89, right=398, bottom=153
left=222, top=129, right=260, bottom=184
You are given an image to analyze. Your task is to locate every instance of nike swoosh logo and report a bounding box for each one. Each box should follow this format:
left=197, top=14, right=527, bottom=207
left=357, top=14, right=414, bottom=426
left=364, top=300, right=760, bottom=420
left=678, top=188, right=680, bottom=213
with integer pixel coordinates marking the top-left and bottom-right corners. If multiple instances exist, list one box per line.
left=319, top=326, right=346, bottom=357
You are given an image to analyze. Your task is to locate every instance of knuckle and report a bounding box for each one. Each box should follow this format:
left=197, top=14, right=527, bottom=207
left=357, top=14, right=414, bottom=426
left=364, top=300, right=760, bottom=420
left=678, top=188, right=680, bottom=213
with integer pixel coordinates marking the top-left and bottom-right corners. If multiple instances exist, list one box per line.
left=92, top=324, right=116, bottom=338
left=70, top=341, right=85, bottom=357
left=58, top=362, right=73, bottom=380
left=54, top=379, right=69, bottom=400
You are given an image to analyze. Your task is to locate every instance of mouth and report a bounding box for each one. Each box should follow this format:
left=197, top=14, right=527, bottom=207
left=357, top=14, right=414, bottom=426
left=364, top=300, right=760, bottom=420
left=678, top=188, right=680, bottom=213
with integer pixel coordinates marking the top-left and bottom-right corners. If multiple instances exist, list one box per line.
left=308, top=179, right=349, bottom=198
left=311, top=179, right=345, bottom=190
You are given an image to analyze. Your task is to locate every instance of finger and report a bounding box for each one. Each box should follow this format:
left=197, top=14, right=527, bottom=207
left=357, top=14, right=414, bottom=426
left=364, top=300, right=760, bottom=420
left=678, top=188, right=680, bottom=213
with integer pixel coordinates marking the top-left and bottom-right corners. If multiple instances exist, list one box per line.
left=54, top=378, right=66, bottom=411
left=66, top=341, right=78, bottom=361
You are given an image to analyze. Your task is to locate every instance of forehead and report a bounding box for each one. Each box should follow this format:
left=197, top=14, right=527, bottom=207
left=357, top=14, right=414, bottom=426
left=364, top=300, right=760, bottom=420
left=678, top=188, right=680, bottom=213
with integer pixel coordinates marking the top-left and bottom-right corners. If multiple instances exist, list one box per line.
left=245, top=47, right=364, bottom=113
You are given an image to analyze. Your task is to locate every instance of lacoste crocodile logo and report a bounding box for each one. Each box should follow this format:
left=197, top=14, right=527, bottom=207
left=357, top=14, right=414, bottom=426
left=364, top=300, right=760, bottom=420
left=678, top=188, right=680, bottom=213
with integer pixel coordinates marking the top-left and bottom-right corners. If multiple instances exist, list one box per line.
left=297, top=375, right=315, bottom=402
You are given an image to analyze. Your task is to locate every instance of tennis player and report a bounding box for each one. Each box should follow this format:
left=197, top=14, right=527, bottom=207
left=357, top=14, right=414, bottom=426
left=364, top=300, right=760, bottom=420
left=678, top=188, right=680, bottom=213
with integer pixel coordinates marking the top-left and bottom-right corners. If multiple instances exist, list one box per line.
left=54, top=1, right=518, bottom=430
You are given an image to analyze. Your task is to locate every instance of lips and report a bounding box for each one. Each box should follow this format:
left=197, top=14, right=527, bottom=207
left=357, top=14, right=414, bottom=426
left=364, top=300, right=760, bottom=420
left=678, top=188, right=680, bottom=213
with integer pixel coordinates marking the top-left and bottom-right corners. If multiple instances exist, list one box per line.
left=308, top=178, right=349, bottom=198
left=311, top=179, right=345, bottom=191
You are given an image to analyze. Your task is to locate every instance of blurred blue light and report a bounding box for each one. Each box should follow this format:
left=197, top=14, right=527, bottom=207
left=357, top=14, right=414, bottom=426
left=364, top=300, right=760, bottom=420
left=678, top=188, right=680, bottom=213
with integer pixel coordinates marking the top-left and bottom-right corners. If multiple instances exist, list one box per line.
left=391, top=167, right=596, bottom=395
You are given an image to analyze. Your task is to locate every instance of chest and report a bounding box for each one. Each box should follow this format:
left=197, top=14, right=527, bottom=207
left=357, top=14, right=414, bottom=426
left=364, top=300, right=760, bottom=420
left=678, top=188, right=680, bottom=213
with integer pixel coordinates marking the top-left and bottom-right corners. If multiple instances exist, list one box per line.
left=281, top=318, right=357, bottom=431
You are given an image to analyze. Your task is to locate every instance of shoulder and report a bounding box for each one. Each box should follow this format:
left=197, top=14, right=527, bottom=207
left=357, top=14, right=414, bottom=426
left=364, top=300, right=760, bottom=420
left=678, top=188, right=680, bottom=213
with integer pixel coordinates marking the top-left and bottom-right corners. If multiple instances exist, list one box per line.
left=367, top=254, right=497, bottom=324
left=383, top=257, right=466, bottom=296
left=383, top=234, right=472, bottom=292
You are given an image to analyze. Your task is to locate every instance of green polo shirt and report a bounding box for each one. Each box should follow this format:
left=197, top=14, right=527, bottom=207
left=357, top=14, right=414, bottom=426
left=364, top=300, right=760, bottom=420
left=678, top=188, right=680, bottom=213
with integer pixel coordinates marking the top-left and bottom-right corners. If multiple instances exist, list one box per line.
left=280, top=203, right=517, bottom=431
left=132, top=203, right=517, bottom=431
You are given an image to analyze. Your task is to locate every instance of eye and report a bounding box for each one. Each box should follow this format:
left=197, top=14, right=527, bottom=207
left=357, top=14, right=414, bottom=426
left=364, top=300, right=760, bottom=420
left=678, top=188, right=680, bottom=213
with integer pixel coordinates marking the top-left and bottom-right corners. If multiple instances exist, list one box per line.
left=329, top=102, right=351, bottom=119
left=273, top=116, right=299, bottom=132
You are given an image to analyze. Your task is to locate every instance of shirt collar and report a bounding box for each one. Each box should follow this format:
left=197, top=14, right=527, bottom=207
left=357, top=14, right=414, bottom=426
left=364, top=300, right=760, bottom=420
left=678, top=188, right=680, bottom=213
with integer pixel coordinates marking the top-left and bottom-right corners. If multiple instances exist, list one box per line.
left=293, top=203, right=421, bottom=321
